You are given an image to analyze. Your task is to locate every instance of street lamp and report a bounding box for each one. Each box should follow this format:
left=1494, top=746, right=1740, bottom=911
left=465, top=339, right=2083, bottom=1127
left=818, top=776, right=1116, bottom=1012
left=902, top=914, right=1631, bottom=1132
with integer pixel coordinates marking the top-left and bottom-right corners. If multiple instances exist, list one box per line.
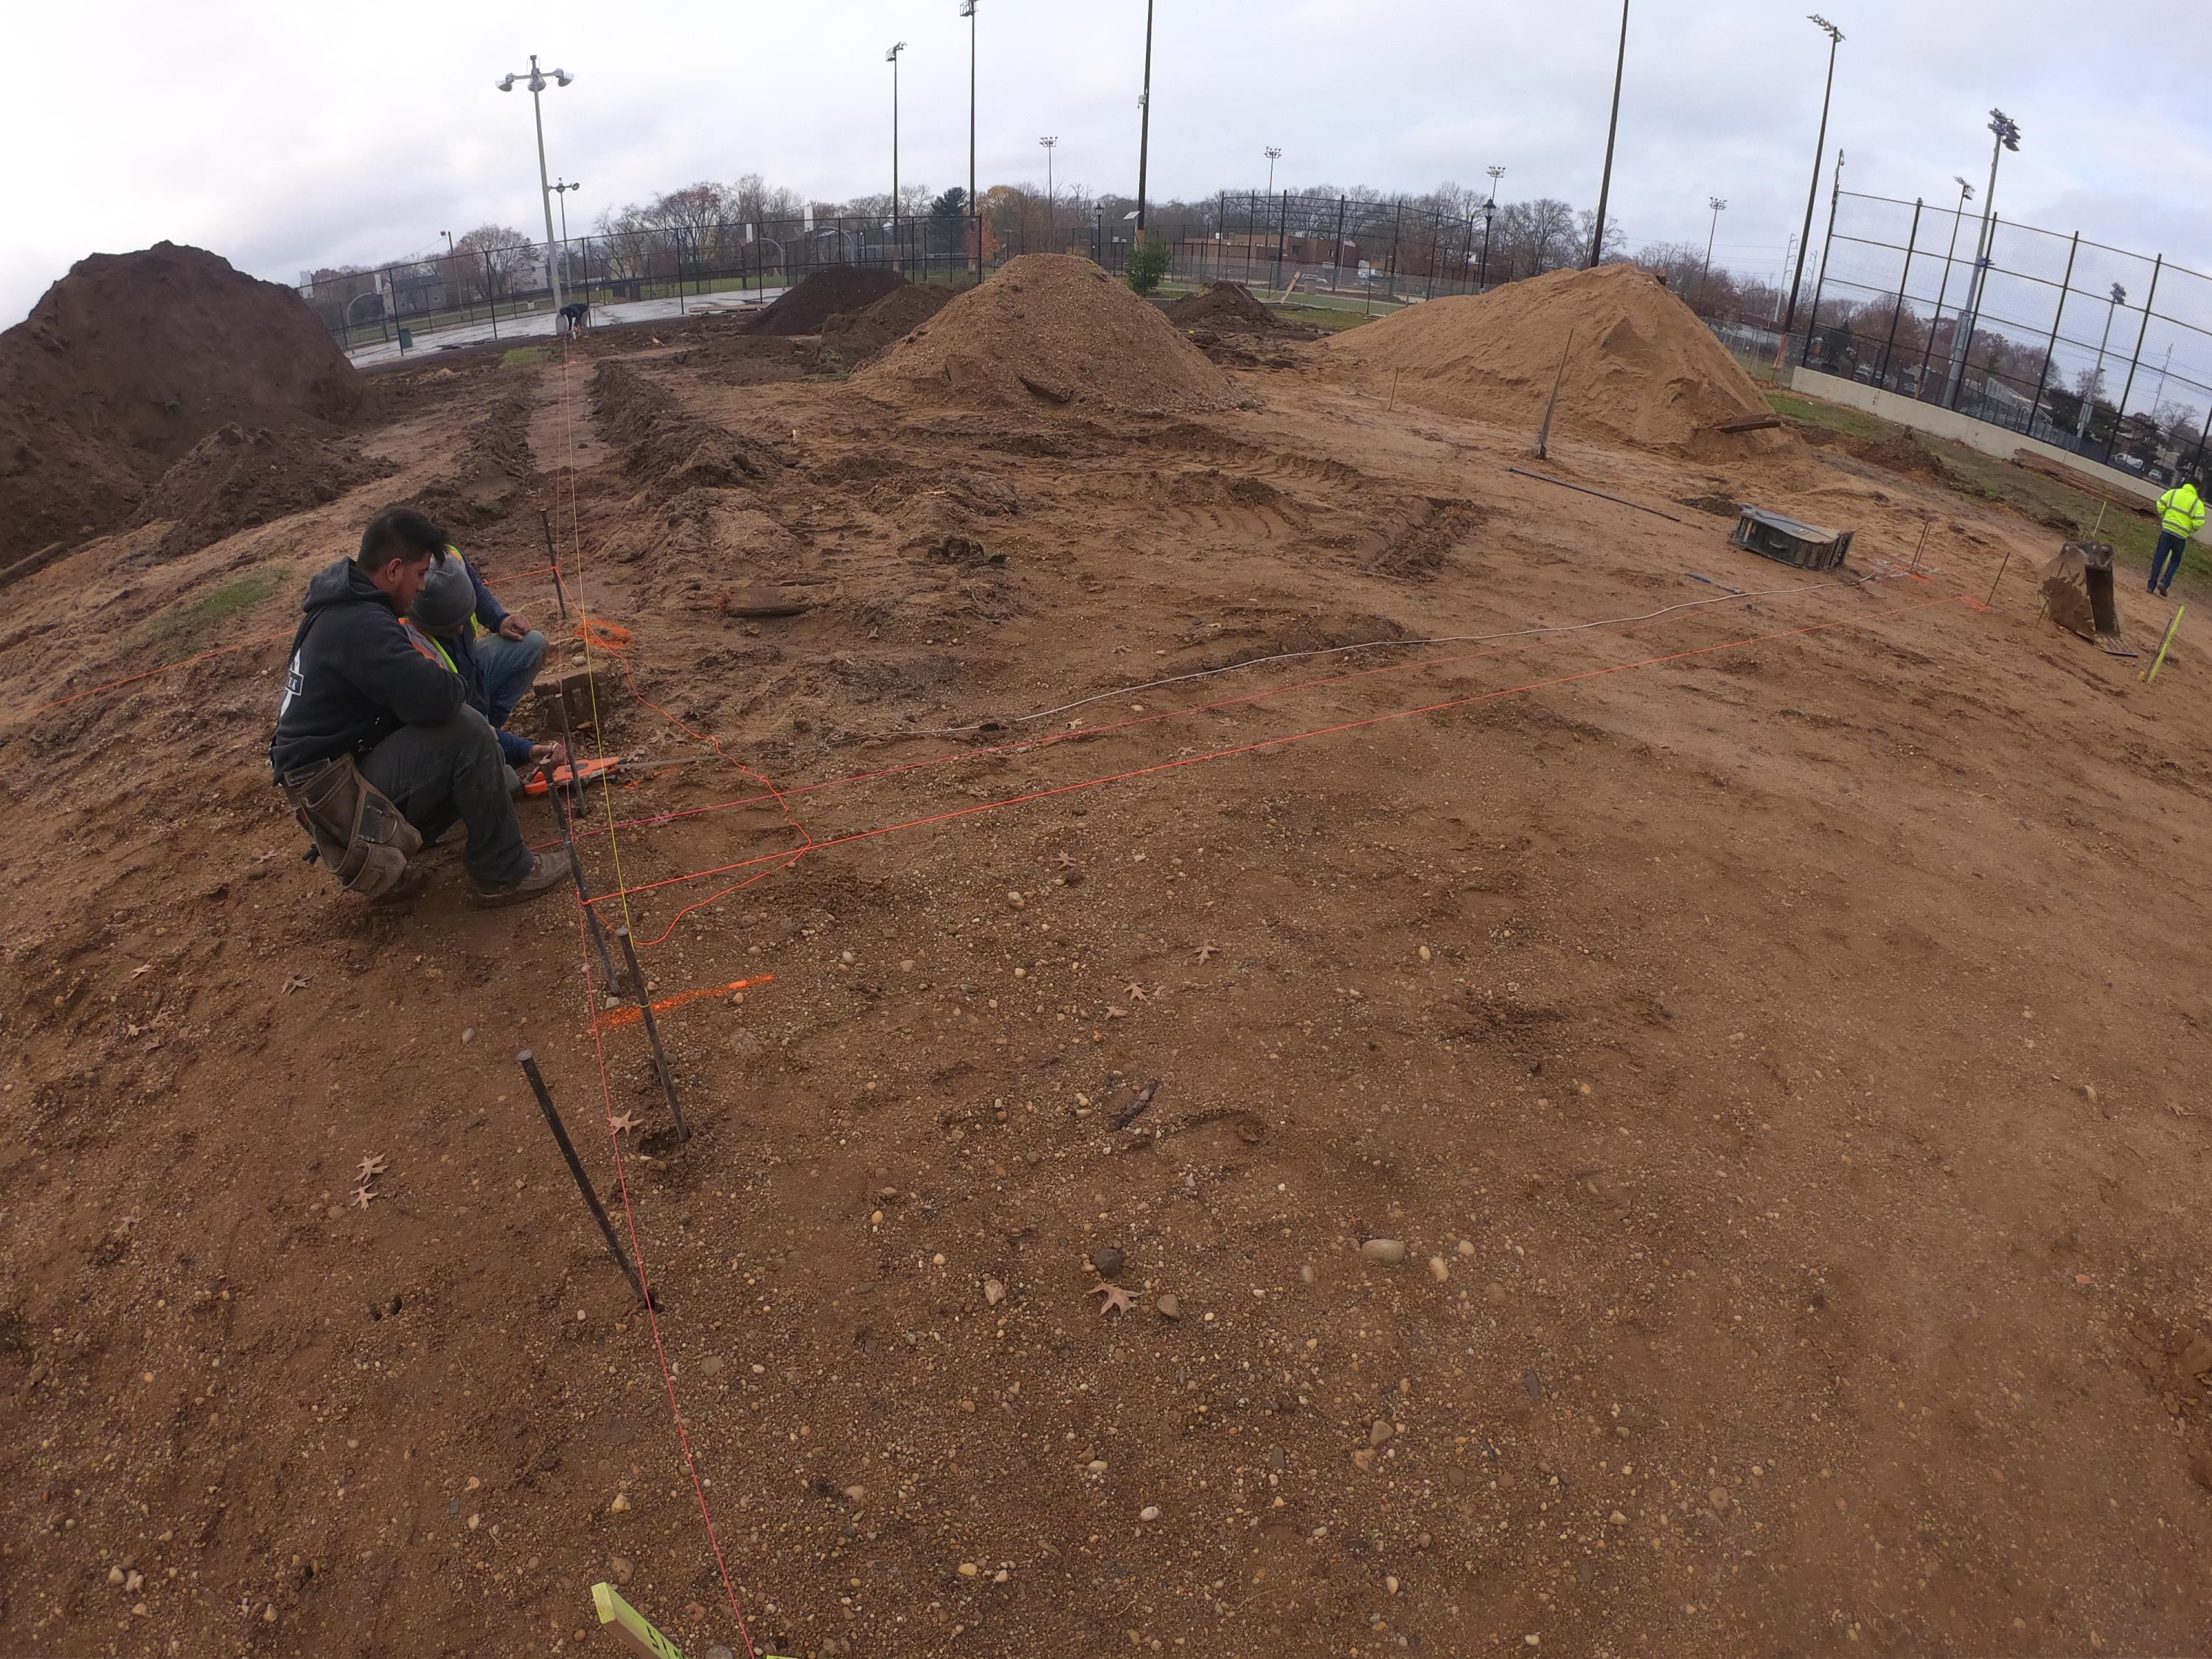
left=887, top=43, right=906, bottom=229
left=1782, top=15, right=1843, bottom=338
left=550, top=179, right=580, bottom=243
left=495, top=53, right=575, bottom=314
left=1135, top=0, right=1156, bottom=232
left=1478, top=167, right=1504, bottom=291
left=1265, top=146, right=1281, bottom=199
left=960, top=1, right=978, bottom=275
left=1943, top=108, right=2020, bottom=407
left=440, top=230, right=454, bottom=255
left=1699, top=197, right=1728, bottom=302
left=1588, top=0, right=1630, bottom=268
left=1040, top=136, right=1058, bottom=245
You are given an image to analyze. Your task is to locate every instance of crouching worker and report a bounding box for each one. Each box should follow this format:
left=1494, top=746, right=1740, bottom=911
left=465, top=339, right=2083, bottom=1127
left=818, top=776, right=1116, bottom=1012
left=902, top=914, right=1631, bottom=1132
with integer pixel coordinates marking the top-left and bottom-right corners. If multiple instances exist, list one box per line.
left=268, top=506, right=570, bottom=907
left=406, top=547, right=563, bottom=790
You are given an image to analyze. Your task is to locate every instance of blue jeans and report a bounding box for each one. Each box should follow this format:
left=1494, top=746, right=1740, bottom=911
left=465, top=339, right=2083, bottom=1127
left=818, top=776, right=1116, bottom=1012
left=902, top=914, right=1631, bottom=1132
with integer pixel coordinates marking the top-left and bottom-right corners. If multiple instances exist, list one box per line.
left=474, top=630, right=546, bottom=729
left=2150, top=532, right=2187, bottom=592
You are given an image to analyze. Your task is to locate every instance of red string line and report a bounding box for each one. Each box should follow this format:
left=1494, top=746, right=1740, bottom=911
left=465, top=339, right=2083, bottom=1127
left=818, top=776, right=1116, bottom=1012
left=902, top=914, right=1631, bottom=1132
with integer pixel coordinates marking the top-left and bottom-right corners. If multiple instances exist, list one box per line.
left=592, top=591, right=1969, bottom=943
left=571, top=575, right=1895, bottom=849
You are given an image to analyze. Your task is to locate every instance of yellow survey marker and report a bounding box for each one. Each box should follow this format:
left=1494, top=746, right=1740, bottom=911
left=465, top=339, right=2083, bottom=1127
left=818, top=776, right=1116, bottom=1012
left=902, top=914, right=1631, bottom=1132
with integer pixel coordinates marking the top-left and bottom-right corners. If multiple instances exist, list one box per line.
left=2140, top=604, right=2185, bottom=684
left=591, top=1583, right=792, bottom=1659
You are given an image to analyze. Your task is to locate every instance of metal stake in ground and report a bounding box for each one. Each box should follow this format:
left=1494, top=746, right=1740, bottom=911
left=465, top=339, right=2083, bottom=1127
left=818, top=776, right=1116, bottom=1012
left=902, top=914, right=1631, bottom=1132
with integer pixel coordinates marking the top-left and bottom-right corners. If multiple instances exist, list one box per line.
left=613, top=925, right=691, bottom=1143
left=539, top=761, right=622, bottom=993
left=1983, top=548, right=2013, bottom=608
left=516, top=1049, right=647, bottom=1307
left=1910, top=515, right=1931, bottom=574
left=539, top=510, right=568, bottom=621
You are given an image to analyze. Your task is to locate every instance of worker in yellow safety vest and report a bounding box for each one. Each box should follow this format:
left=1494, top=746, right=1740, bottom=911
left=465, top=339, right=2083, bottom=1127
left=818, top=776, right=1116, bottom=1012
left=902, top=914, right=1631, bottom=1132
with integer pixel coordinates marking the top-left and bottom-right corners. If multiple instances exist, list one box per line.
left=2150, top=478, right=2206, bottom=597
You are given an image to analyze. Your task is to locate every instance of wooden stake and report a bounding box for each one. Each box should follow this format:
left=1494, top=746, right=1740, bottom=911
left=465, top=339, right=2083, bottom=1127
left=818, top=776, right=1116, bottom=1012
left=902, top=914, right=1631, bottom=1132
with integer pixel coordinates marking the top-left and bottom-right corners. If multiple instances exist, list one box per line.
left=1534, top=329, right=1574, bottom=460
left=518, top=1051, right=646, bottom=1307
left=2142, top=603, right=2185, bottom=684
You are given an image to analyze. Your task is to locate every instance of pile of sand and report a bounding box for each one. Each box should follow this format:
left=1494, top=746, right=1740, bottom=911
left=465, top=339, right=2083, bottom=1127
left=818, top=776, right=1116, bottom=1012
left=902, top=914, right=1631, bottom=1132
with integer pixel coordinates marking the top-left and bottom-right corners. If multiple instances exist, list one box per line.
left=0, top=243, right=364, bottom=563
left=856, top=254, right=1231, bottom=411
left=1322, top=264, right=1783, bottom=456
left=747, top=265, right=908, bottom=336
left=1164, top=282, right=1287, bottom=334
left=819, top=282, right=955, bottom=366
left=130, top=420, right=394, bottom=555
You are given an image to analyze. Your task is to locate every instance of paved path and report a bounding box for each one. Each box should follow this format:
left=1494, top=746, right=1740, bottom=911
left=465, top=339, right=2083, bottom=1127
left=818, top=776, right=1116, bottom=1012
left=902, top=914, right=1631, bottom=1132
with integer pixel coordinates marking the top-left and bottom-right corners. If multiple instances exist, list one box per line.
left=344, top=290, right=788, bottom=369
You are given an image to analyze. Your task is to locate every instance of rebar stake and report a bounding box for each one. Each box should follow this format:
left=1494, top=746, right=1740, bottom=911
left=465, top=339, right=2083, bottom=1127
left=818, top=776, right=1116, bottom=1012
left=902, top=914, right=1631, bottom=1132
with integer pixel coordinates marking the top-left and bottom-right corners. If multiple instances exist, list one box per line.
left=517, top=1049, right=647, bottom=1307
left=1983, top=548, right=2014, bottom=609
left=614, top=925, right=690, bottom=1143
left=539, top=762, right=622, bottom=994
left=540, top=510, right=568, bottom=621
left=1910, top=515, right=1930, bottom=574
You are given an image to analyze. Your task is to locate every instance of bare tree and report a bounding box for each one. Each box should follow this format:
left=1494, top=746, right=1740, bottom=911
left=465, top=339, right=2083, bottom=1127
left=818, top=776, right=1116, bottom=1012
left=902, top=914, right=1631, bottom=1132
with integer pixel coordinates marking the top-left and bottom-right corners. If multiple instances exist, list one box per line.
left=453, top=224, right=538, bottom=302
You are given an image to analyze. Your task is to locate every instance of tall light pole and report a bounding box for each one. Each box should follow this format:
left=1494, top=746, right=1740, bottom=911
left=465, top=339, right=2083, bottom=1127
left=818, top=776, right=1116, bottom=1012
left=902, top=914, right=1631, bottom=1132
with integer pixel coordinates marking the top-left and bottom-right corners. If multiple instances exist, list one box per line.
left=1588, top=0, right=1630, bottom=268
left=1479, top=165, right=1504, bottom=291
left=1135, top=0, right=1156, bottom=232
left=1699, top=196, right=1728, bottom=302
left=2083, top=281, right=2126, bottom=437
left=440, top=231, right=454, bottom=256
left=886, top=42, right=907, bottom=229
left=1040, top=136, right=1058, bottom=246
left=550, top=179, right=580, bottom=243
left=495, top=54, right=575, bottom=313
left=1783, top=14, right=1843, bottom=339
left=960, top=1, right=979, bottom=275
left=1265, top=146, right=1281, bottom=199
left=1943, top=108, right=2020, bottom=408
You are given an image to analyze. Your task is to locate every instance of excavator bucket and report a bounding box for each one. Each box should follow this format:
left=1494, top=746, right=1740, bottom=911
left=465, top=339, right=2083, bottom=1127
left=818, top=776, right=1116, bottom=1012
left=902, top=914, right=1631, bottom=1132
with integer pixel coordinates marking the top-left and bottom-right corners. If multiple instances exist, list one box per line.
left=2039, top=540, right=2138, bottom=657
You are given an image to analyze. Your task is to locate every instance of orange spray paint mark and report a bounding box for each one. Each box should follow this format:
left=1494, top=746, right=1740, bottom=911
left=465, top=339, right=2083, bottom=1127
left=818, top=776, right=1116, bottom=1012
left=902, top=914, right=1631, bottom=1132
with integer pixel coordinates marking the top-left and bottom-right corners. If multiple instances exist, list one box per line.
left=593, top=973, right=774, bottom=1032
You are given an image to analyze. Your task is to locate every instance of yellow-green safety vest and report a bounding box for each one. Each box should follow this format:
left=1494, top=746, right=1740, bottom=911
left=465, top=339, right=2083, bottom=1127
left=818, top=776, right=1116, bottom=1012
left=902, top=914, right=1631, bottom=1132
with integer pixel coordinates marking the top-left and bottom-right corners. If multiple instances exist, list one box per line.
left=2159, top=482, right=2207, bottom=540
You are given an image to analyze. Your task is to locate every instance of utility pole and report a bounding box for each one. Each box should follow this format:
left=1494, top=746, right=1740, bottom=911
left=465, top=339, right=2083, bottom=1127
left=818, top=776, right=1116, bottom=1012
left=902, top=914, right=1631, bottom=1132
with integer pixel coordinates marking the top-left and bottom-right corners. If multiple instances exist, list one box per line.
left=1943, top=108, right=2020, bottom=408
left=1783, top=15, right=1843, bottom=338
left=886, top=42, right=907, bottom=229
left=1135, top=0, right=1155, bottom=232
left=1040, top=136, right=1057, bottom=246
left=1588, top=0, right=1630, bottom=268
left=961, top=1, right=978, bottom=275
left=1699, top=196, right=1727, bottom=302
left=2083, top=281, right=2125, bottom=437
left=495, top=53, right=576, bottom=315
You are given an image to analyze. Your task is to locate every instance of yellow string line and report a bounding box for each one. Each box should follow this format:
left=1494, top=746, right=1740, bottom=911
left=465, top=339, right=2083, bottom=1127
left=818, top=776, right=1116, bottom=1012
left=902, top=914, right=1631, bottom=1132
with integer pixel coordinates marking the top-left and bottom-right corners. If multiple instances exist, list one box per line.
left=555, top=329, right=639, bottom=938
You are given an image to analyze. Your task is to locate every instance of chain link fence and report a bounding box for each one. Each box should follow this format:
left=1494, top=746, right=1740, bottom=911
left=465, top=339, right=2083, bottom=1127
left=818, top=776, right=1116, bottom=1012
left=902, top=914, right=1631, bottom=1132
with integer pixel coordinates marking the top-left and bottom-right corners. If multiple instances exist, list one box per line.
left=1802, top=189, right=2212, bottom=485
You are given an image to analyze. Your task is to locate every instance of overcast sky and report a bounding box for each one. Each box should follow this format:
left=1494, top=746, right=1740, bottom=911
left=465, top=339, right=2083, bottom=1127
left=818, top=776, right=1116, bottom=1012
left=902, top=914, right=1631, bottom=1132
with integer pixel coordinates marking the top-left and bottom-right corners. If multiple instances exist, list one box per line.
left=4, top=0, right=2207, bottom=330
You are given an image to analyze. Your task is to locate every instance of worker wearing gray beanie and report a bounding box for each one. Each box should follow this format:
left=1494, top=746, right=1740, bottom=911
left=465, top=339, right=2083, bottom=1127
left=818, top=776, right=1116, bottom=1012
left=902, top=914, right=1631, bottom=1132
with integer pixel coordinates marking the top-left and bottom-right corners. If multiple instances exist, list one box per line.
left=406, top=543, right=560, bottom=781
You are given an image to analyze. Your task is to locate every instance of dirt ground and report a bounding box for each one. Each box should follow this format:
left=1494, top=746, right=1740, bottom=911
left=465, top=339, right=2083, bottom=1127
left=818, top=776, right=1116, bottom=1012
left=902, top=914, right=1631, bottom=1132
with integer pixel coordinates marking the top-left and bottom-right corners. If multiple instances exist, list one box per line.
left=4, top=308, right=2212, bottom=1659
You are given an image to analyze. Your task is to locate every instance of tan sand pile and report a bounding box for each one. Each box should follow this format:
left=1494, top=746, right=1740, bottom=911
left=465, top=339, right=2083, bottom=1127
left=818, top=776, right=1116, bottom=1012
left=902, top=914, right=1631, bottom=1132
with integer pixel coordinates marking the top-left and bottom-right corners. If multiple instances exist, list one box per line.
left=856, top=254, right=1231, bottom=411
left=1323, top=264, right=1784, bottom=456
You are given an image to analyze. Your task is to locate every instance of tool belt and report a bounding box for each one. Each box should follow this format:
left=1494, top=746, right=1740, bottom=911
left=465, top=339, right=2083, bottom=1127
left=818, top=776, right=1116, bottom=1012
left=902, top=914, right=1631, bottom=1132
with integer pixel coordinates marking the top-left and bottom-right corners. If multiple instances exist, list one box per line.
left=279, top=756, right=422, bottom=900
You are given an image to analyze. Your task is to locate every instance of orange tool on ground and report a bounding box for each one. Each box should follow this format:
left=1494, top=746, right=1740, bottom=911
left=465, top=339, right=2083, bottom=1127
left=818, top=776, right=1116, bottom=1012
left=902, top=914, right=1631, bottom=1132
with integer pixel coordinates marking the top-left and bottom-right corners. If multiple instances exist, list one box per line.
left=523, top=756, right=624, bottom=796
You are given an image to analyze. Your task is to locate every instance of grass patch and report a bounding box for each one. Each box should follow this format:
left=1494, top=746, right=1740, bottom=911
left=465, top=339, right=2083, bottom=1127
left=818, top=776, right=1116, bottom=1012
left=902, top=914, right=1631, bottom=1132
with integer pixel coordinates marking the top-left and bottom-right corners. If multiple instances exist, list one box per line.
left=500, top=345, right=553, bottom=369
left=1764, top=390, right=1905, bottom=444
left=1270, top=302, right=1389, bottom=333
left=145, top=572, right=279, bottom=648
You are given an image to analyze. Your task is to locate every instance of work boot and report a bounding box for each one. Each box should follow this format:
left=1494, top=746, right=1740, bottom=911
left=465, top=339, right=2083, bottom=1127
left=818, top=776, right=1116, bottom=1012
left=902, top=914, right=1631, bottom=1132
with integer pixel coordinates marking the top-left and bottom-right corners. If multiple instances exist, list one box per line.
left=471, top=848, right=572, bottom=908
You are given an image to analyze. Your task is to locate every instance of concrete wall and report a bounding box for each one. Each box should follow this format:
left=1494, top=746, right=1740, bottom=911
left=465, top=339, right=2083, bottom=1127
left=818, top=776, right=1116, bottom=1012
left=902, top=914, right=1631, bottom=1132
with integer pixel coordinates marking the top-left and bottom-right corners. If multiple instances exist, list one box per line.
left=1788, top=367, right=2163, bottom=505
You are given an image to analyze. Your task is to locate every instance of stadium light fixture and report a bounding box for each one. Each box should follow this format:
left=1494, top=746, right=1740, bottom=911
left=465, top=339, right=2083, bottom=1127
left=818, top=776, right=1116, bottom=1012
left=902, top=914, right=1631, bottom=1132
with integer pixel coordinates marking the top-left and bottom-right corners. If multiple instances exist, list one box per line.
left=495, top=53, right=575, bottom=313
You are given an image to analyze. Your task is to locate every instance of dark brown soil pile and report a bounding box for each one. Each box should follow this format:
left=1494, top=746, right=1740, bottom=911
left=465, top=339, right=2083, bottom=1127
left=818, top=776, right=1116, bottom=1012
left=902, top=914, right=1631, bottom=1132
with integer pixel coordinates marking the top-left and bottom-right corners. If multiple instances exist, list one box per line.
left=1164, top=281, right=1286, bottom=333
left=591, top=361, right=785, bottom=493
left=745, top=265, right=908, bottom=336
left=0, top=242, right=364, bottom=563
left=1324, top=263, right=1786, bottom=456
left=857, top=253, right=1231, bottom=411
left=819, top=282, right=956, bottom=366
left=128, top=420, right=395, bottom=555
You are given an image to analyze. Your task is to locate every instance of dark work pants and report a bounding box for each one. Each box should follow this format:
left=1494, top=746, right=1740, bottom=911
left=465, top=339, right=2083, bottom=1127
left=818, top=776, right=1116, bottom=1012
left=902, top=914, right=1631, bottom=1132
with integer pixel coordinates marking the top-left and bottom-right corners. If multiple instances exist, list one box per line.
left=2149, top=530, right=2187, bottom=592
left=361, top=706, right=533, bottom=889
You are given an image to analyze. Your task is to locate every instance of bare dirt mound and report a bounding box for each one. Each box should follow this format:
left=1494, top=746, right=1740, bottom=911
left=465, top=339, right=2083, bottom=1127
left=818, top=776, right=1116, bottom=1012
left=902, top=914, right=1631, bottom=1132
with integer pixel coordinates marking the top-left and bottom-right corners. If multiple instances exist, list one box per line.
left=858, top=253, right=1231, bottom=411
left=1323, top=263, right=1785, bottom=456
left=0, top=242, right=364, bottom=563
left=128, top=420, right=395, bottom=557
left=1165, top=281, right=1287, bottom=334
left=746, top=265, right=908, bottom=336
left=818, top=282, right=955, bottom=367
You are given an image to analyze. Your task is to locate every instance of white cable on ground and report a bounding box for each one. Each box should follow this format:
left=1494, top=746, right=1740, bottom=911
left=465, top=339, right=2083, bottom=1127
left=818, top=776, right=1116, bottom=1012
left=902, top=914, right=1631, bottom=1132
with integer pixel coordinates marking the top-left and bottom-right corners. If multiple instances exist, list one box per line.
left=846, top=566, right=1900, bottom=740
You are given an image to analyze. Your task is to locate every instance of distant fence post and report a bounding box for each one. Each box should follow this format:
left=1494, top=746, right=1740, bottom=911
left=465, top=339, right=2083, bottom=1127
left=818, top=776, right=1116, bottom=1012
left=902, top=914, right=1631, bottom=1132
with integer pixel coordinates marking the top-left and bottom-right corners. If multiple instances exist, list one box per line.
left=1875, top=198, right=1923, bottom=386
left=2103, top=254, right=2162, bottom=467
left=1801, top=184, right=1840, bottom=369
left=2027, top=231, right=2080, bottom=432
left=1333, top=196, right=1348, bottom=293
left=487, top=252, right=500, bottom=339
left=2188, top=401, right=2211, bottom=484
left=1388, top=201, right=1403, bottom=301
left=1273, top=190, right=1289, bottom=293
